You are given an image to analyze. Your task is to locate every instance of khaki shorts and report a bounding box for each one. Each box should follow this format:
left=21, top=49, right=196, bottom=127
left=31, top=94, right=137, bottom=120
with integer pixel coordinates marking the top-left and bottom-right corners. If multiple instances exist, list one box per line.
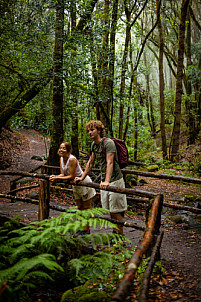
left=100, top=178, right=127, bottom=213
left=72, top=175, right=96, bottom=201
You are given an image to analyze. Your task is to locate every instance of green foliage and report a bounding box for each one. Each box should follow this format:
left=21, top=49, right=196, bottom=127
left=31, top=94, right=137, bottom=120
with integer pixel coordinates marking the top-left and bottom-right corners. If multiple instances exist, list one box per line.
left=68, top=237, right=134, bottom=285
left=61, top=280, right=109, bottom=302
left=0, top=208, right=127, bottom=301
left=147, top=165, right=159, bottom=172
left=186, top=65, right=201, bottom=86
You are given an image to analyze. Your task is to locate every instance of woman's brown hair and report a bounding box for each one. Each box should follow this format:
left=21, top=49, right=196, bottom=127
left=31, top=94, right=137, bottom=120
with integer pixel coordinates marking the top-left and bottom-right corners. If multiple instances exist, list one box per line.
left=58, top=142, right=72, bottom=155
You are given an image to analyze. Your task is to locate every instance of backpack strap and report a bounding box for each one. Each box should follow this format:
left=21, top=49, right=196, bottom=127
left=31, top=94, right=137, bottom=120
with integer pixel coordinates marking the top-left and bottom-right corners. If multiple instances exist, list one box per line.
left=91, top=141, right=95, bottom=156
left=102, top=137, right=119, bottom=166
left=101, top=137, right=108, bottom=153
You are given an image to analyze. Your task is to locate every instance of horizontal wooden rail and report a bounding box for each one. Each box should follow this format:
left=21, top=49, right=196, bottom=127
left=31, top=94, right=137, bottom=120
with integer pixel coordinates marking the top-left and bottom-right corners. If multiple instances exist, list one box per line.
left=0, top=171, right=157, bottom=198
left=68, top=180, right=157, bottom=198
left=0, top=170, right=49, bottom=180
left=0, top=193, right=39, bottom=205
left=121, top=169, right=201, bottom=185
left=163, top=201, right=201, bottom=214
left=0, top=193, right=145, bottom=231
left=9, top=184, right=39, bottom=194
left=39, top=165, right=201, bottom=184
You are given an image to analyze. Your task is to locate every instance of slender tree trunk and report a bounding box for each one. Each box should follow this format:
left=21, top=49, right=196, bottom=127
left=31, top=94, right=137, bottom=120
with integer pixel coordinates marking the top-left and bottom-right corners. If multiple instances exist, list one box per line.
left=143, top=51, right=156, bottom=137
left=156, top=0, right=167, bottom=158
left=123, top=39, right=134, bottom=141
left=87, top=26, right=100, bottom=120
left=185, top=12, right=196, bottom=145
left=197, top=58, right=201, bottom=133
left=169, top=0, right=190, bottom=161
left=109, top=0, right=118, bottom=133
left=70, top=0, right=79, bottom=157
left=119, top=0, right=149, bottom=139
left=134, top=104, right=138, bottom=160
left=48, top=0, right=64, bottom=167
left=99, top=0, right=110, bottom=134
left=119, top=5, right=131, bottom=139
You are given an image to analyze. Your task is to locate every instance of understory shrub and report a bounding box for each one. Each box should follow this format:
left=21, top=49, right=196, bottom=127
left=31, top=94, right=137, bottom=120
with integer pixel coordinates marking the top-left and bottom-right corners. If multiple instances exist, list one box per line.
left=0, top=208, right=132, bottom=302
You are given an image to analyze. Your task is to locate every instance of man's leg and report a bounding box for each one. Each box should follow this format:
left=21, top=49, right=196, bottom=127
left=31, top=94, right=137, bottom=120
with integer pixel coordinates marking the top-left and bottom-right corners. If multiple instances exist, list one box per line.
left=110, top=212, right=124, bottom=235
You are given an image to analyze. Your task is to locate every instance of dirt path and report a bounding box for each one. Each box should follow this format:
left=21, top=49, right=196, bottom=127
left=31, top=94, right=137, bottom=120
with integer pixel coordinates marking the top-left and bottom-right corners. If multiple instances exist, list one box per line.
left=0, top=129, right=201, bottom=301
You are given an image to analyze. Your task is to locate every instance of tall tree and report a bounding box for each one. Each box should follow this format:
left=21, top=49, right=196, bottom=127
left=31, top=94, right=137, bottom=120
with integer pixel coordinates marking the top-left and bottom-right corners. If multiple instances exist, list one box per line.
left=143, top=50, right=156, bottom=137
left=118, top=0, right=149, bottom=139
left=98, top=0, right=111, bottom=134
left=156, top=0, right=167, bottom=158
left=118, top=0, right=131, bottom=139
left=48, top=0, right=64, bottom=167
left=70, top=0, right=79, bottom=157
left=185, top=11, right=196, bottom=145
left=108, top=0, right=119, bottom=133
left=169, top=0, right=190, bottom=161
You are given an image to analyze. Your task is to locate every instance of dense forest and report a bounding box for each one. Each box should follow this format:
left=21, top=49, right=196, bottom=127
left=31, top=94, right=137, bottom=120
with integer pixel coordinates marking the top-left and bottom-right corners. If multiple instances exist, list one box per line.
left=1, top=1, right=201, bottom=301
left=0, top=0, right=201, bottom=166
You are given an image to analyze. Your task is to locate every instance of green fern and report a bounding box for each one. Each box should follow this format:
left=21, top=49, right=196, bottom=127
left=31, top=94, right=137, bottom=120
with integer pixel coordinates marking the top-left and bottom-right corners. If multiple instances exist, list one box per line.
left=0, top=254, right=63, bottom=283
left=68, top=244, right=134, bottom=284
left=0, top=208, right=132, bottom=300
left=9, top=244, right=35, bottom=264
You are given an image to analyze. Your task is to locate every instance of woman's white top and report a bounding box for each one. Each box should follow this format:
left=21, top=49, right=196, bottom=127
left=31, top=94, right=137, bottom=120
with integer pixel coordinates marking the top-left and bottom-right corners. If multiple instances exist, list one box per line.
left=60, top=154, right=83, bottom=177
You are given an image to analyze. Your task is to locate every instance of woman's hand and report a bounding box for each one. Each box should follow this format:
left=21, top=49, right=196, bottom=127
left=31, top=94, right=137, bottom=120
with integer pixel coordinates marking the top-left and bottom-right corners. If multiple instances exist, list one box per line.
left=50, top=175, right=57, bottom=182
left=74, top=176, right=83, bottom=183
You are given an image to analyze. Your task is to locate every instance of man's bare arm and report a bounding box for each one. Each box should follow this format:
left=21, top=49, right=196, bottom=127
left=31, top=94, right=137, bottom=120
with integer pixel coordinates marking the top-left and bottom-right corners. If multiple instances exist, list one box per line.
left=74, top=152, right=95, bottom=182
left=100, top=152, right=114, bottom=189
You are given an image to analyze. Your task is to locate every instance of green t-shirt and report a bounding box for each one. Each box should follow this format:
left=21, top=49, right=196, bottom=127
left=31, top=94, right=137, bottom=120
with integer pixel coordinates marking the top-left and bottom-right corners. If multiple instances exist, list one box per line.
left=91, top=138, right=123, bottom=182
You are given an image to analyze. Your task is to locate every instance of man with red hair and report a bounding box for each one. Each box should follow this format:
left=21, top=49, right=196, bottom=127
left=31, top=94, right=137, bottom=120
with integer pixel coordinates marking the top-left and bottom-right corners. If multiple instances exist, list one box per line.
left=75, top=120, right=127, bottom=235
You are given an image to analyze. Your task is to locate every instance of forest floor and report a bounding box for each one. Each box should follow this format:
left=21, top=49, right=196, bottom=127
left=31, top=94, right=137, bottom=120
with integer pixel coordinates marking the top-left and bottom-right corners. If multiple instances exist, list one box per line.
left=0, top=128, right=201, bottom=302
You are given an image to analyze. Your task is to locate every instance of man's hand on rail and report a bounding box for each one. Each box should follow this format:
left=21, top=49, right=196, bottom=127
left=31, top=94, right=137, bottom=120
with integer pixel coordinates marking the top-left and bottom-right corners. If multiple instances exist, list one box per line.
left=100, top=180, right=109, bottom=190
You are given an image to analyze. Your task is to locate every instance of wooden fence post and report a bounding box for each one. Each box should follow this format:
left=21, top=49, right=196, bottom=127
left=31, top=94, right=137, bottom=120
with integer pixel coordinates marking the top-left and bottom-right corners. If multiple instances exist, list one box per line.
left=145, top=194, right=163, bottom=258
left=38, top=167, right=50, bottom=221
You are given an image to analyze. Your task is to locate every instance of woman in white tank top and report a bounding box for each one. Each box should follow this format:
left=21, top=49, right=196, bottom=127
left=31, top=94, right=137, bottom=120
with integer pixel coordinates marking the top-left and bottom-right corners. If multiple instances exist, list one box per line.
left=50, top=142, right=96, bottom=235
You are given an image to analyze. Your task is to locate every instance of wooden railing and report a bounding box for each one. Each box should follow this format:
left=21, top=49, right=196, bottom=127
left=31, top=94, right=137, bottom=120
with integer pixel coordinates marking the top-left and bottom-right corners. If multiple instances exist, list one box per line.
left=0, top=165, right=201, bottom=301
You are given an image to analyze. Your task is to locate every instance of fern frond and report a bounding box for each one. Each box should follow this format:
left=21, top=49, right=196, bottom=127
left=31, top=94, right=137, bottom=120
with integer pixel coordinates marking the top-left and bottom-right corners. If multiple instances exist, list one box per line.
left=0, top=254, right=63, bottom=284
left=69, top=251, right=114, bottom=281
left=9, top=229, right=38, bottom=246
left=9, top=244, right=35, bottom=264
left=23, top=270, right=54, bottom=283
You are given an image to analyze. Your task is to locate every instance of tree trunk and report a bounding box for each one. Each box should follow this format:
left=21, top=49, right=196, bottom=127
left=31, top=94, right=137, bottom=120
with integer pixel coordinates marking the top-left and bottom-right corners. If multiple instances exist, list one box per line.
left=134, top=104, right=138, bottom=160
left=156, top=0, right=167, bottom=158
left=109, top=0, right=118, bottom=134
left=169, top=0, right=190, bottom=161
left=70, top=0, right=79, bottom=157
left=185, top=13, right=196, bottom=145
left=48, top=0, right=64, bottom=167
left=119, top=5, right=131, bottom=139
left=143, top=51, right=156, bottom=137
left=123, top=39, right=134, bottom=141
left=99, top=0, right=110, bottom=134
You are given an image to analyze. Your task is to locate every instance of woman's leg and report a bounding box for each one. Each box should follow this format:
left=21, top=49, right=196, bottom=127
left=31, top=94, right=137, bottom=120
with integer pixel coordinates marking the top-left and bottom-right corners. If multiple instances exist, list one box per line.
left=76, top=198, right=92, bottom=231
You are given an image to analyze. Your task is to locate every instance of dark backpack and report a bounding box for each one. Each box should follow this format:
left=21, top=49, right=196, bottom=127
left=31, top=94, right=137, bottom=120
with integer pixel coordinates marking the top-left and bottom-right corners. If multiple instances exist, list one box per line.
left=102, top=138, right=129, bottom=169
